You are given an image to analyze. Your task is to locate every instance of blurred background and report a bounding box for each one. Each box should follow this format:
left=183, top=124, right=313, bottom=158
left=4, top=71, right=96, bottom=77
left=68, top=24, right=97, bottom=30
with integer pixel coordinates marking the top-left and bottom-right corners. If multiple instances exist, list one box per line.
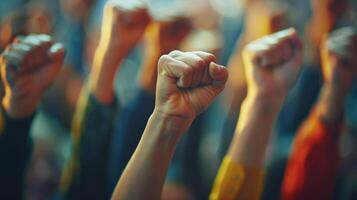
left=1, top=0, right=357, bottom=199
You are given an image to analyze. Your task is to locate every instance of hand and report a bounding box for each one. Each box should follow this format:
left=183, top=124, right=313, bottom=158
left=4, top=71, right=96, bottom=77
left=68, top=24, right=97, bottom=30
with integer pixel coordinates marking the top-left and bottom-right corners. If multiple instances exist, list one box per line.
left=242, top=28, right=302, bottom=103
left=100, top=1, right=150, bottom=56
left=150, top=18, right=191, bottom=54
left=140, top=18, right=192, bottom=94
left=0, top=34, right=65, bottom=118
left=321, top=27, right=357, bottom=92
left=154, top=50, right=228, bottom=121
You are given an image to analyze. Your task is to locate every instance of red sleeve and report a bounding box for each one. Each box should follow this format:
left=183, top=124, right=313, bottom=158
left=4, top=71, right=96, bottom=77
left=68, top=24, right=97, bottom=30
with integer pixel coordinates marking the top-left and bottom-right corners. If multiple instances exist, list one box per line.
left=281, top=112, right=341, bottom=200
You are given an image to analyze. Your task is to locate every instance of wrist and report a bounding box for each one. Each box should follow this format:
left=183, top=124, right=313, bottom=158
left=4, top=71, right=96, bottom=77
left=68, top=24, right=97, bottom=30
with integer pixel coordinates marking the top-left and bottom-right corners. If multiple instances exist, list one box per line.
left=245, top=90, right=284, bottom=113
left=315, top=84, right=346, bottom=124
left=2, top=94, right=38, bottom=119
left=149, top=110, right=193, bottom=146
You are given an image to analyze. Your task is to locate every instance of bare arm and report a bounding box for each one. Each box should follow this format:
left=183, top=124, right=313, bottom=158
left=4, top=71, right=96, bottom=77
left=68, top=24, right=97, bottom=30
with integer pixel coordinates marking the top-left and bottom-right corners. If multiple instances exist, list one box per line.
left=211, top=28, right=303, bottom=200
left=112, top=50, right=228, bottom=200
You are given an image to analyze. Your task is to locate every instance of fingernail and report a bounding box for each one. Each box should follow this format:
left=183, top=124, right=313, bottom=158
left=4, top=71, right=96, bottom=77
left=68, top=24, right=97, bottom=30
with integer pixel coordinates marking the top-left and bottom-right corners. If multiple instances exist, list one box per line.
left=49, top=43, right=63, bottom=53
left=211, top=62, right=225, bottom=74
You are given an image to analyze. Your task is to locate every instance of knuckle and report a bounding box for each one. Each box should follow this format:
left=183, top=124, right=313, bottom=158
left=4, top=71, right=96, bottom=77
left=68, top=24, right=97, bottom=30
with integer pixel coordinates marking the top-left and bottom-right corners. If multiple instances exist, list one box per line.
left=182, top=65, right=193, bottom=76
left=158, top=54, right=170, bottom=68
left=168, top=50, right=182, bottom=57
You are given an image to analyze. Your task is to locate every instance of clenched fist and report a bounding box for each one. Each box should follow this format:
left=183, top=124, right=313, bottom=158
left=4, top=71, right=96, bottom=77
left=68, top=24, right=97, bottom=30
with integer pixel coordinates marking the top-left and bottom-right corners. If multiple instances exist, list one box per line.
left=243, top=28, right=303, bottom=101
left=149, top=18, right=191, bottom=54
left=0, top=34, right=65, bottom=118
left=321, top=27, right=357, bottom=92
left=155, top=50, right=228, bottom=121
left=101, top=1, right=150, bottom=54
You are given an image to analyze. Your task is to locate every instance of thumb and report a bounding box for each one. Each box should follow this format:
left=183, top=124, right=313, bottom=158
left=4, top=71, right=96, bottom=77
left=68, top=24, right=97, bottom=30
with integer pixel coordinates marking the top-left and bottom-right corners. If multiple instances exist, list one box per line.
left=208, top=62, right=228, bottom=89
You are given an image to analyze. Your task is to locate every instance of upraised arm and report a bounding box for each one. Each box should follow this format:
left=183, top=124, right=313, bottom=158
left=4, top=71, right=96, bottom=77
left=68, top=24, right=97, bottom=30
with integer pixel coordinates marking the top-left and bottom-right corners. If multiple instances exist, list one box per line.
left=281, top=27, right=357, bottom=200
left=211, top=28, right=303, bottom=200
left=112, top=50, right=228, bottom=200
left=0, top=34, right=65, bottom=199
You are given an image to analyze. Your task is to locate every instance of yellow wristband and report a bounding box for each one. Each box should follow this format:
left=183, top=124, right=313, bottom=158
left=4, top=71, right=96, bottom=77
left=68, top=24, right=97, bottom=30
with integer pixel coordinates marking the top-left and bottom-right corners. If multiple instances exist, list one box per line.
left=210, top=156, right=265, bottom=200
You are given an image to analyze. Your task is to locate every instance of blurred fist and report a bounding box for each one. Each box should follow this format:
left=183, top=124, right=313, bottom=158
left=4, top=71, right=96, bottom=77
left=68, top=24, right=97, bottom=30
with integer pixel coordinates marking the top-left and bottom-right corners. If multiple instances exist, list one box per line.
left=321, top=27, right=357, bottom=91
left=146, top=18, right=191, bottom=54
left=243, top=28, right=302, bottom=100
left=155, top=50, right=228, bottom=120
left=0, top=34, right=65, bottom=118
left=100, top=1, right=150, bottom=53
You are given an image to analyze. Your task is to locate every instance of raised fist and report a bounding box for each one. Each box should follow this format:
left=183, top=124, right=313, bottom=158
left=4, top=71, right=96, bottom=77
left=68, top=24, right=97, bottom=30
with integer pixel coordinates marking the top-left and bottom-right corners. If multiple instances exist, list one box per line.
left=155, top=50, right=228, bottom=120
left=242, top=28, right=302, bottom=100
left=101, top=1, right=150, bottom=53
left=0, top=34, right=65, bottom=118
left=321, top=27, right=357, bottom=91
left=139, top=17, right=192, bottom=94
left=148, top=18, right=191, bottom=54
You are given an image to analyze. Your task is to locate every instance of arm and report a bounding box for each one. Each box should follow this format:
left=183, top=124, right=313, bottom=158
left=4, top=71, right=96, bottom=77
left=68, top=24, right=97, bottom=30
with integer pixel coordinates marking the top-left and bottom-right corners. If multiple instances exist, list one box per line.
left=0, top=111, right=34, bottom=200
left=59, top=2, right=150, bottom=199
left=111, top=50, right=228, bottom=200
left=0, top=34, right=65, bottom=199
left=281, top=27, right=357, bottom=200
left=211, top=28, right=303, bottom=200
left=107, top=17, right=191, bottom=190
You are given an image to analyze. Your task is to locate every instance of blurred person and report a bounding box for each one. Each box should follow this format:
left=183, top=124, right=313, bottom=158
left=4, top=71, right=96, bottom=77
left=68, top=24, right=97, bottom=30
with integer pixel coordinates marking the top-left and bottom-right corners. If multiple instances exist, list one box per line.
left=219, top=0, right=290, bottom=158
left=107, top=11, right=193, bottom=199
left=0, top=34, right=65, bottom=199
left=74, top=1, right=195, bottom=199
left=112, top=50, right=228, bottom=200
left=281, top=27, right=357, bottom=200
left=0, top=9, right=28, bottom=52
left=58, top=1, right=151, bottom=199
left=42, top=0, right=99, bottom=128
left=263, top=1, right=356, bottom=199
left=211, top=28, right=302, bottom=200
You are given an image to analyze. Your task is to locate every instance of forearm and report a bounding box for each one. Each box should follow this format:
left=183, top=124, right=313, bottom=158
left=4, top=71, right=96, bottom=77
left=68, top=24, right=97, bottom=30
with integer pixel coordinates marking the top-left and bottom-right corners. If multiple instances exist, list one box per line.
left=112, top=111, right=192, bottom=200
left=211, top=94, right=282, bottom=200
left=60, top=89, right=118, bottom=199
left=315, top=84, right=346, bottom=124
left=89, top=43, right=126, bottom=105
left=139, top=49, right=161, bottom=94
left=228, top=94, right=283, bottom=167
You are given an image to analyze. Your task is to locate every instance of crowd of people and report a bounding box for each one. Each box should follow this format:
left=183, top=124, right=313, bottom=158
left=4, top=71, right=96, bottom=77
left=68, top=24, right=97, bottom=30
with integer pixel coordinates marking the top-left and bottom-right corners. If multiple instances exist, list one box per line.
left=0, top=0, right=357, bottom=199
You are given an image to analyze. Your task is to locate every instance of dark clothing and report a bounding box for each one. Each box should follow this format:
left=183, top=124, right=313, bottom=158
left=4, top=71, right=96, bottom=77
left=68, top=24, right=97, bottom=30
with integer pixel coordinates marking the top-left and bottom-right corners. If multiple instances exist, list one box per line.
left=107, top=89, right=155, bottom=196
left=59, top=89, right=118, bottom=200
left=0, top=110, right=34, bottom=200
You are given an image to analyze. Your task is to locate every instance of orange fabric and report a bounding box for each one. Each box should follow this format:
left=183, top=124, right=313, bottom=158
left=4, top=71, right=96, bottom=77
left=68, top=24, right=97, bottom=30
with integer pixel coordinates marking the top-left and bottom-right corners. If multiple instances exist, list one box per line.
left=281, top=112, right=341, bottom=200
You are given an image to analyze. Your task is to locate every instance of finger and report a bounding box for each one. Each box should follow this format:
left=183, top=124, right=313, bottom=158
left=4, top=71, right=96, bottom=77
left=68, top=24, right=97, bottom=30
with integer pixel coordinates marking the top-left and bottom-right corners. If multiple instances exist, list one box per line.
left=173, top=52, right=207, bottom=87
left=208, top=62, right=228, bottom=89
left=20, top=35, right=53, bottom=72
left=158, top=54, right=193, bottom=88
left=7, top=43, right=32, bottom=72
left=274, top=28, right=301, bottom=45
left=2, top=50, right=22, bottom=71
left=47, top=43, right=66, bottom=63
left=191, top=51, right=216, bottom=84
left=244, top=42, right=270, bottom=69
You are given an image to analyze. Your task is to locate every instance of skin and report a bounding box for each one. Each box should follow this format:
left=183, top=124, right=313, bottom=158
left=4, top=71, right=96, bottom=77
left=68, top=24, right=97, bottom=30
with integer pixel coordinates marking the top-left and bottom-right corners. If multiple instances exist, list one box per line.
left=225, top=0, right=289, bottom=112
left=88, top=1, right=150, bottom=104
left=112, top=50, right=228, bottom=200
left=0, top=34, right=65, bottom=119
left=228, top=28, right=302, bottom=168
left=318, top=27, right=357, bottom=125
left=140, top=18, right=192, bottom=94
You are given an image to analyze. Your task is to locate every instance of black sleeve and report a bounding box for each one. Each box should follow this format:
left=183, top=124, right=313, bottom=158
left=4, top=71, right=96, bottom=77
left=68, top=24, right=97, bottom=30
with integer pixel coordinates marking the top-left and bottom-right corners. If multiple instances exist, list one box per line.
left=0, top=110, right=34, bottom=200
